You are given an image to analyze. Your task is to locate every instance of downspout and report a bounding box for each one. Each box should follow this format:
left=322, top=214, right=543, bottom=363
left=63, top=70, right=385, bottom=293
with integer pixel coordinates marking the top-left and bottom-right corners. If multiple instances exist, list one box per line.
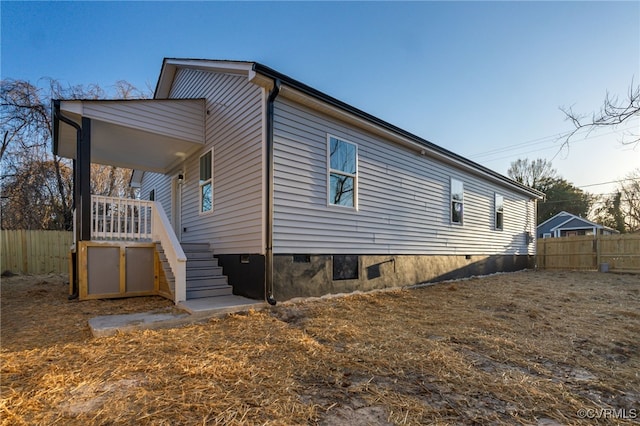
left=53, top=101, right=82, bottom=300
left=265, top=79, right=281, bottom=306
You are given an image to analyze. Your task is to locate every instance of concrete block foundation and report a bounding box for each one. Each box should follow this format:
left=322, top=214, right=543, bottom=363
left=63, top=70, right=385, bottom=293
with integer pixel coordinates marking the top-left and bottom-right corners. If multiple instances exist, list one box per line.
left=273, top=254, right=534, bottom=301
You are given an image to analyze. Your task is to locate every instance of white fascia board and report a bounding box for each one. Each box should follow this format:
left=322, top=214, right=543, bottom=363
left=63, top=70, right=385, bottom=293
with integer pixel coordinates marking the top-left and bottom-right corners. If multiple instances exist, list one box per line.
left=164, top=58, right=254, bottom=74
left=155, top=63, right=177, bottom=99
left=278, top=84, right=541, bottom=199
left=248, top=70, right=275, bottom=90
left=60, top=100, right=84, bottom=115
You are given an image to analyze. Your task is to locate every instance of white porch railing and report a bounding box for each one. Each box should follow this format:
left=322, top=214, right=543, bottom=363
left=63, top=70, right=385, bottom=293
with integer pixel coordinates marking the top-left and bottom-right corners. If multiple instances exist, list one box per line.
left=91, top=195, right=153, bottom=241
left=89, top=195, right=186, bottom=303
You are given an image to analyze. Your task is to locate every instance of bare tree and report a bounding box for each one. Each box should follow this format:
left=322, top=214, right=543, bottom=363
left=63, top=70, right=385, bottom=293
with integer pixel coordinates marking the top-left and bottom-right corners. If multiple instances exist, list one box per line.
left=112, top=80, right=147, bottom=99
left=91, top=164, right=136, bottom=198
left=560, top=81, right=640, bottom=148
left=620, top=170, right=640, bottom=232
left=1, top=79, right=73, bottom=229
left=592, top=169, right=640, bottom=233
left=1, top=79, right=52, bottom=164
left=507, top=158, right=557, bottom=191
left=1, top=78, right=148, bottom=230
left=1, top=153, right=73, bottom=229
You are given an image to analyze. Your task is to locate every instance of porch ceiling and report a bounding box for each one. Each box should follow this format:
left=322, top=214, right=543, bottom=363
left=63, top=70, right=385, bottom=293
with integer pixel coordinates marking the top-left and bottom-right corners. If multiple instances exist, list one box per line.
left=54, top=99, right=205, bottom=173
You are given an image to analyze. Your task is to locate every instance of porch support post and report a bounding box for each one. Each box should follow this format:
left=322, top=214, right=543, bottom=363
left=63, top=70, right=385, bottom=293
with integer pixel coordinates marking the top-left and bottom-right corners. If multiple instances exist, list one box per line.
left=78, top=117, right=92, bottom=241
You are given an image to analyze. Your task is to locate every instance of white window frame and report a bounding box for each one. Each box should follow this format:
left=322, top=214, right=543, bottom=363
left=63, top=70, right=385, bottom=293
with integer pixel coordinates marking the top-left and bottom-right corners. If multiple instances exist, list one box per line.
left=495, top=193, right=504, bottom=231
left=199, top=149, right=213, bottom=215
left=327, top=135, right=358, bottom=210
left=450, top=178, right=464, bottom=225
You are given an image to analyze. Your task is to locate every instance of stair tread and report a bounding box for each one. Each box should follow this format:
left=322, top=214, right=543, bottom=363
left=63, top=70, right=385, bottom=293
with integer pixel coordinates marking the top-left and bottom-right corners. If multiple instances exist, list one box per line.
left=187, top=267, right=223, bottom=274
left=187, top=284, right=229, bottom=290
left=186, top=288, right=233, bottom=298
left=187, top=263, right=220, bottom=269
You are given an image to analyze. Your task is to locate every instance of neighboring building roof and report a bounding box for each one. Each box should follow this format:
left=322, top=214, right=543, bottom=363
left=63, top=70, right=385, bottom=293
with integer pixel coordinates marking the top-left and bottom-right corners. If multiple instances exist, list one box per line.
left=155, top=58, right=545, bottom=200
left=537, top=211, right=619, bottom=235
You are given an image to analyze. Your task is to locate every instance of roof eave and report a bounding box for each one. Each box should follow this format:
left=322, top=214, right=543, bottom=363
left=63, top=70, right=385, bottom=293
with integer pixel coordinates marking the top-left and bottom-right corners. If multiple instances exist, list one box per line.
left=252, top=62, right=544, bottom=200
left=155, top=58, right=258, bottom=99
left=151, top=58, right=543, bottom=199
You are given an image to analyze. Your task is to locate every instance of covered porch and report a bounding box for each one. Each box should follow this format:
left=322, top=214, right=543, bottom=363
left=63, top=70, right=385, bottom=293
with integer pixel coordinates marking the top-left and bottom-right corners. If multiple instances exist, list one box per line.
left=53, top=98, right=206, bottom=304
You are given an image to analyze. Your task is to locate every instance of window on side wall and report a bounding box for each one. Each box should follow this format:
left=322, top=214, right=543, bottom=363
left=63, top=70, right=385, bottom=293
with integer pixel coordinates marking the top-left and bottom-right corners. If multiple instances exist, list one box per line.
left=450, top=178, right=464, bottom=224
left=333, top=255, right=359, bottom=280
left=199, top=150, right=213, bottom=214
left=495, top=193, right=504, bottom=230
left=328, top=136, right=357, bottom=208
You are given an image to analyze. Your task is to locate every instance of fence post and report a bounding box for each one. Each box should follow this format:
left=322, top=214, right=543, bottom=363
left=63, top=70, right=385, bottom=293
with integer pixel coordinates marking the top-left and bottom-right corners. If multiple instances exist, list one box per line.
left=21, top=230, right=28, bottom=274
left=595, top=234, right=601, bottom=271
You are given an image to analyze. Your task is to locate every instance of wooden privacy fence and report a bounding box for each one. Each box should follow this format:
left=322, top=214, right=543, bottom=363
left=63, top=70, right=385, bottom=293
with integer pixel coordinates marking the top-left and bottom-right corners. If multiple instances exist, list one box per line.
left=1, top=230, right=73, bottom=275
left=537, top=234, right=640, bottom=273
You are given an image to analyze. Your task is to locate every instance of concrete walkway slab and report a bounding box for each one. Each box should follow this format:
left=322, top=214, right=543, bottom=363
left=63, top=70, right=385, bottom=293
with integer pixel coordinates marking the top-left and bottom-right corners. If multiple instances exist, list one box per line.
left=89, top=312, right=191, bottom=337
left=178, top=295, right=266, bottom=317
left=88, top=295, right=267, bottom=337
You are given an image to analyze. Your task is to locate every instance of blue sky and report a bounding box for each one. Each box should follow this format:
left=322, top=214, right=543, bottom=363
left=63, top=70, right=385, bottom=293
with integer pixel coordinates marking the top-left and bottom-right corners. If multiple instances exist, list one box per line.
left=2, top=1, right=639, bottom=195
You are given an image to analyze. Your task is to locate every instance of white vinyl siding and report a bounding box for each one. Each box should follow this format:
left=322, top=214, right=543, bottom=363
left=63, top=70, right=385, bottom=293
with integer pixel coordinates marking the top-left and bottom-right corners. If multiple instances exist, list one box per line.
left=272, top=96, right=536, bottom=255
left=140, top=172, right=172, bottom=216
left=157, top=68, right=264, bottom=254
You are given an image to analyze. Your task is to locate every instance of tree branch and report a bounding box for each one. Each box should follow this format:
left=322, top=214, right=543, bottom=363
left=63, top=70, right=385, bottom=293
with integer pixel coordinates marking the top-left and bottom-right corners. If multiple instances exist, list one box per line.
left=559, top=81, right=640, bottom=151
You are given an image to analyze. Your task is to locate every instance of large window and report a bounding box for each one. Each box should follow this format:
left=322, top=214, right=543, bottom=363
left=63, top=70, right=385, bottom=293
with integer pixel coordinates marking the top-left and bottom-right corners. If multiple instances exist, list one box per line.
left=199, top=150, right=213, bottom=213
left=450, top=178, right=464, bottom=224
left=495, top=193, right=504, bottom=230
left=328, top=136, right=357, bottom=208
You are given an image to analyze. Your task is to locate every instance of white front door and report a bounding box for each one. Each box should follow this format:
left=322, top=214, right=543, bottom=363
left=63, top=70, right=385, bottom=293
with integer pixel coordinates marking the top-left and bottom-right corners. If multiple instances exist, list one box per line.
left=171, top=174, right=183, bottom=241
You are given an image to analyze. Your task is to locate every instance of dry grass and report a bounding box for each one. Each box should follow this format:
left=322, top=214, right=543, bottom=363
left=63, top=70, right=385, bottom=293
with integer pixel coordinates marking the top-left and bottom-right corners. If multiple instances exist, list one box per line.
left=1, top=270, right=639, bottom=425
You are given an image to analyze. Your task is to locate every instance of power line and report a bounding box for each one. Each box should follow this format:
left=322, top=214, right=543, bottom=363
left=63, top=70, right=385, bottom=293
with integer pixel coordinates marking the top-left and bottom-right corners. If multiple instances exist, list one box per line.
left=468, top=131, right=569, bottom=159
left=576, top=178, right=638, bottom=189
left=469, top=125, right=637, bottom=163
left=541, top=197, right=640, bottom=204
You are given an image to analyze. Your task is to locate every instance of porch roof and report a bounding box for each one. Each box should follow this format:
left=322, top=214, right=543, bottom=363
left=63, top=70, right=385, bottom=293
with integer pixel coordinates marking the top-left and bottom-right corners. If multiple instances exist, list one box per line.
left=52, top=98, right=205, bottom=173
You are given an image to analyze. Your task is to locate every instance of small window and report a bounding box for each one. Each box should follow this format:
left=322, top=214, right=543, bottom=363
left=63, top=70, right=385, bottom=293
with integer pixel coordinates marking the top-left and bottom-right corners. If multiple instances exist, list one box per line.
left=543, top=233, right=551, bottom=239
left=328, top=136, right=357, bottom=208
left=495, top=194, right=504, bottom=230
left=293, top=255, right=311, bottom=263
left=333, top=255, right=359, bottom=280
left=199, top=150, right=213, bottom=213
left=450, top=178, right=464, bottom=224
left=149, top=189, right=155, bottom=201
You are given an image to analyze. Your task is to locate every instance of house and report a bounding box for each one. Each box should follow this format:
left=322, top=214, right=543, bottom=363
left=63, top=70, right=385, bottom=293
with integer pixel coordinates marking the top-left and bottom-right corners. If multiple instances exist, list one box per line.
left=537, top=211, right=619, bottom=238
left=52, top=58, right=544, bottom=305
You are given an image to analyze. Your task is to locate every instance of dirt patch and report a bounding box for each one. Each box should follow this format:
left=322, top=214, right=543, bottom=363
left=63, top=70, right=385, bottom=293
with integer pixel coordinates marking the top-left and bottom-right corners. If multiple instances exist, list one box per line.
left=0, top=273, right=178, bottom=351
left=1, top=270, right=639, bottom=425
